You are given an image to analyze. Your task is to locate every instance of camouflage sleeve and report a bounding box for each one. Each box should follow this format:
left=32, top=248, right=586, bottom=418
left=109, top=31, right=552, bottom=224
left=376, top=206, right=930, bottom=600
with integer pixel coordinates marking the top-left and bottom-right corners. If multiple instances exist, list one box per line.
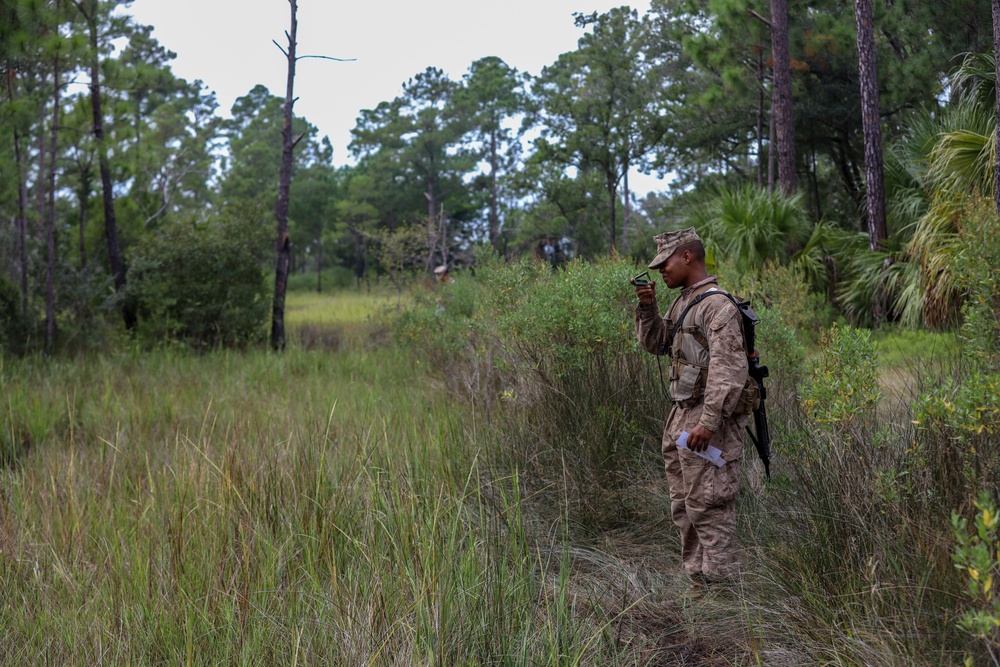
left=698, top=301, right=749, bottom=433
left=634, top=301, right=666, bottom=355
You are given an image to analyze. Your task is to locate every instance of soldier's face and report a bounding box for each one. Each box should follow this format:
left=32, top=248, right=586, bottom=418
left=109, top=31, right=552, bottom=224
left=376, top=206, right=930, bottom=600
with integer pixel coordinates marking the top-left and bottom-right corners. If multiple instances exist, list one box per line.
left=658, top=250, right=688, bottom=289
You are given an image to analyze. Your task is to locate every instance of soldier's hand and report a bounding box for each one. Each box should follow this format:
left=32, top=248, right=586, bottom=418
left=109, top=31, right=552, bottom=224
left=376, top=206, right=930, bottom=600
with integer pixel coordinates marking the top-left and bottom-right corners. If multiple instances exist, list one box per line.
left=687, top=424, right=715, bottom=452
left=633, top=279, right=656, bottom=306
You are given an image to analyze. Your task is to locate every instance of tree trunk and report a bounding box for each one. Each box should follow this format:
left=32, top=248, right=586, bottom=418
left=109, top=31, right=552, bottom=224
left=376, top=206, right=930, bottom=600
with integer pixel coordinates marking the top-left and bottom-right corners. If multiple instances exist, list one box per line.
left=78, top=166, right=90, bottom=269
left=6, top=74, right=30, bottom=317
left=424, top=164, right=438, bottom=271
left=437, top=205, right=448, bottom=268
left=620, top=166, right=630, bottom=253
left=81, top=0, right=132, bottom=328
left=489, top=128, right=499, bottom=250
left=757, top=50, right=765, bottom=188
left=353, top=227, right=367, bottom=285
left=316, top=232, right=322, bottom=293
left=992, top=0, right=1000, bottom=215
left=37, top=122, right=46, bottom=227
left=45, top=47, right=61, bottom=354
left=768, top=97, right=776, bottom=194
left=854, top=0, right=887, bottom=250
left=770, top=0, right=796, bottom=194
left=271, top=0, right=299, bottom=352
left=607, top=175, right=617, bottom=254
left=15, top=129, right=29, bottom=317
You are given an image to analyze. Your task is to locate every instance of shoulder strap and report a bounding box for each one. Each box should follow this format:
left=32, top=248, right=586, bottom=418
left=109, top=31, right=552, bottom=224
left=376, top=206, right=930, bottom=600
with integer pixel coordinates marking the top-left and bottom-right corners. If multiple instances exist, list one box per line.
left=665, top=288, right=745, bottom=354
left=661, top=284, right=714, bottom=354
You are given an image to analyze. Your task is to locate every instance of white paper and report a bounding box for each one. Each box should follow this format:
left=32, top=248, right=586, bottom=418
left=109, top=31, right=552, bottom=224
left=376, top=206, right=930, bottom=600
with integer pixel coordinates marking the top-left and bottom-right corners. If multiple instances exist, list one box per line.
left=676, top=431, right=727, bottom=468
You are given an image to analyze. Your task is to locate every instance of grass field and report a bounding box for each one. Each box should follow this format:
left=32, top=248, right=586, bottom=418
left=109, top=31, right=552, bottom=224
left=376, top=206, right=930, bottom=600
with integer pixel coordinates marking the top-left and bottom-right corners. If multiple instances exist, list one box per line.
left=283, top=288, right=414, bottom=353
left=0, top=288, right=984, bottom=665
left=0, top=290, right=641, bottom=665
left=284, top=288, right=408, bottom=326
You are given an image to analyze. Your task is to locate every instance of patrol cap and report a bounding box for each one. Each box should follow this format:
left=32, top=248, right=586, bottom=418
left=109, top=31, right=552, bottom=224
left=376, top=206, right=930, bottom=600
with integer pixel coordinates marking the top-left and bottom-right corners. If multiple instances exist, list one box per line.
left=647, top=227, right=701, bottom=269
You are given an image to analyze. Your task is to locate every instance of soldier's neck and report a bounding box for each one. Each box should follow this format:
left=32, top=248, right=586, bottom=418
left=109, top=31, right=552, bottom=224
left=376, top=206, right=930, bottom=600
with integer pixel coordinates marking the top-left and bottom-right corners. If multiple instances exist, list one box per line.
left=682, top=266, right=710, bottom=289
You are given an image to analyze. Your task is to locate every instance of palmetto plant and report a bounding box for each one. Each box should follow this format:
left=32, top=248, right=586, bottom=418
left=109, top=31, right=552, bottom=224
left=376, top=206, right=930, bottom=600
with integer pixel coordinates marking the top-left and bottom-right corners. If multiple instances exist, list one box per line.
left=899, top=82, right=995, bottom=328
left=693, top=184, right=811, bottom=274
left=839, top=58, right=1000, bottom=329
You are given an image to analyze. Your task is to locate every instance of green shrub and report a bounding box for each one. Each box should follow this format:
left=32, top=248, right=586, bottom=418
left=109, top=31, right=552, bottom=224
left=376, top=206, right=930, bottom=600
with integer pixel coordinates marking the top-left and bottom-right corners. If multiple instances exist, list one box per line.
left=393, top=251, right=666, bottom=531
left=470, top=253, right=666, bottom=531
left=909, top=202, right=1000, bottom=509
left=913, top=372, right=1000, bottom=507
left=126, top=208, right=270, bottom=349
left=394, top=270, right=486, bottom=376
left=395, top=293, right=467, bottom=361
left=477, top=253, right=636, bottom=380
left=954, top=200, right=1000, bottom=368
left=801, top=324, right=879, bottom=428
left=915, top=373, right=1000, bottom=439
left=52, top=264, right=124, bottom=352
left=753, top=304, right=806, bottom=400
left=723, top=260, right=834, bottom=344
left=951, top=490, right=1000, bottom=661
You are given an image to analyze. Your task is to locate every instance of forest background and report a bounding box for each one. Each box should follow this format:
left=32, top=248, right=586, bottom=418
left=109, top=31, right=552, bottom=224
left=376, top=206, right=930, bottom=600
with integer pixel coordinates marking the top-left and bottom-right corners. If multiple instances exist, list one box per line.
left=3, top=0, right=1000, bottom=664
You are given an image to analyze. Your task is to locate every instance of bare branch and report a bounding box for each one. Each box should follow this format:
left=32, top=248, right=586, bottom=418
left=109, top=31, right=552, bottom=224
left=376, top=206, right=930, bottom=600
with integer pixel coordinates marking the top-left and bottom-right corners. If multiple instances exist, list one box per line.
left=292, top=132, right=307, bottom=149
left=748, top=9, right=771, bottom=27
left=296, top=54, right=357, bottom=62
left=272, top=39, right=288, bottom=57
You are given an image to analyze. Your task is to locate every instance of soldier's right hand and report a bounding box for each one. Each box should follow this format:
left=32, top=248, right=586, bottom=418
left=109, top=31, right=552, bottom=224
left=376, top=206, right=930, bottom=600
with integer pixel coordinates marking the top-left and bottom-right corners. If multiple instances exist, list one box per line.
left=633, top=279, right=656, bottom=306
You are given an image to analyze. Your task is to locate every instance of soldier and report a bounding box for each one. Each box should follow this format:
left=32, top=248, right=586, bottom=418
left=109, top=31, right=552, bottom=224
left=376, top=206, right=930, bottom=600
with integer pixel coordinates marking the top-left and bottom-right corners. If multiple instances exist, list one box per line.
left=434, top=264, right=453, bottom=283
left=633, top=227, right=757, bottom=585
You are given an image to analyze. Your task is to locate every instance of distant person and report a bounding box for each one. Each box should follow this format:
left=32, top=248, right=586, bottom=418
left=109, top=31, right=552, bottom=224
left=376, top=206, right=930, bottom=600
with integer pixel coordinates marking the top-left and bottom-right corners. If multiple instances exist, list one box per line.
left=632, top=227, right=757, bottom=588
left=434, top=264, right=453, bottom=283
left=552, top=241, right=566, bottom=269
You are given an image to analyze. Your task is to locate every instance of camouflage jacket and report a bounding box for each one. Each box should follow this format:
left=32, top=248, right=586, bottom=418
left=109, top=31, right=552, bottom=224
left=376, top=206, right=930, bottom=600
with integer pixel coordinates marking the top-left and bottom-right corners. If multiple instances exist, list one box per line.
left=635, top=276, right=750, bottom=434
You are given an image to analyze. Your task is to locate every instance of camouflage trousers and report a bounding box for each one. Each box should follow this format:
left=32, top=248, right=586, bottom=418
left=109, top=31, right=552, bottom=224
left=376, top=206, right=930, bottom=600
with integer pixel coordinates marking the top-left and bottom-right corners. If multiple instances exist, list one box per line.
left=662, top=405, right=748, bottom=581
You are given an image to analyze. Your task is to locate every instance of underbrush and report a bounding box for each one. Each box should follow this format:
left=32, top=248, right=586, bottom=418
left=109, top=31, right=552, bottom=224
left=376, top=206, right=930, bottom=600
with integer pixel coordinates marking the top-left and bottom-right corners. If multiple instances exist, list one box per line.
left=396, top=245, right=998, bottom=665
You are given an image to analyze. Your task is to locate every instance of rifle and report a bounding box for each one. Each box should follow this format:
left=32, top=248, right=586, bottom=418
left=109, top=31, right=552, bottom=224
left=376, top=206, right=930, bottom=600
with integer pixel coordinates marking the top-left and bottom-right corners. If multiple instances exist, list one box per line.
left=745, top=353, right=771, bottom=478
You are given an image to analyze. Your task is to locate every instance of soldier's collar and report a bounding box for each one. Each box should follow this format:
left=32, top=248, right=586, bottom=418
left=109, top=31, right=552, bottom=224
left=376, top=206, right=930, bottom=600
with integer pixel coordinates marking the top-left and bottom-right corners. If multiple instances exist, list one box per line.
left=680, top=275, right=718, bottom=297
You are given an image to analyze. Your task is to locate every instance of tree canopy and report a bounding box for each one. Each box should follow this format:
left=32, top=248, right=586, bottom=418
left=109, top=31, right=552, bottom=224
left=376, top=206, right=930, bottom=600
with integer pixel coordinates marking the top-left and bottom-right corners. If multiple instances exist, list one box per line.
left=1, top=0, right=995, bottom=350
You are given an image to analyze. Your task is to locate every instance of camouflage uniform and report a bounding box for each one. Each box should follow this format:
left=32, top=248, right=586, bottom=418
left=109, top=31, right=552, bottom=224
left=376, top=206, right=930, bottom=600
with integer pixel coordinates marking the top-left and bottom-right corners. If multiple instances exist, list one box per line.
left=636, top=275, right=752, bottom=580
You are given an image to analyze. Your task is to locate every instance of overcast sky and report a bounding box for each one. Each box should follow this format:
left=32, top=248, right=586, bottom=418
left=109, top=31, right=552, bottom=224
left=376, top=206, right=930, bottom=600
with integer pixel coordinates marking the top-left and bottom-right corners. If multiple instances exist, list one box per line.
left=126, top=0, right=666, bottom=194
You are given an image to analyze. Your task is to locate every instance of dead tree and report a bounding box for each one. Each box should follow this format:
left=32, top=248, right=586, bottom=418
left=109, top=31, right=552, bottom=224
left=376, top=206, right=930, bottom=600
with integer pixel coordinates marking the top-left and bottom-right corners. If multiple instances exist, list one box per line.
left=270, top=1, right=354, bottom=350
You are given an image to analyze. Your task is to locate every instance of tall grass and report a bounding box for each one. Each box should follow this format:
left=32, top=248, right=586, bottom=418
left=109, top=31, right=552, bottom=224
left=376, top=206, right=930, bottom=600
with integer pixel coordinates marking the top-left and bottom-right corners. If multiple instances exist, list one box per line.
left=0, top=294, right=633, bottom=665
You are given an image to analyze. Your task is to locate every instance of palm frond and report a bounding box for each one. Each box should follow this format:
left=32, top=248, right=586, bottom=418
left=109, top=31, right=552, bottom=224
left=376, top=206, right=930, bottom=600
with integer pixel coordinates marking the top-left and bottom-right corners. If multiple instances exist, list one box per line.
left=927, top=129, right=994, bottom=197
left=883, top=148, right=929, bottom=243
left=698, top=185, right=810, bottom=274
left=949, top=52, right=997, bottom=110
left=789, top=221, right=859, bottom=294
